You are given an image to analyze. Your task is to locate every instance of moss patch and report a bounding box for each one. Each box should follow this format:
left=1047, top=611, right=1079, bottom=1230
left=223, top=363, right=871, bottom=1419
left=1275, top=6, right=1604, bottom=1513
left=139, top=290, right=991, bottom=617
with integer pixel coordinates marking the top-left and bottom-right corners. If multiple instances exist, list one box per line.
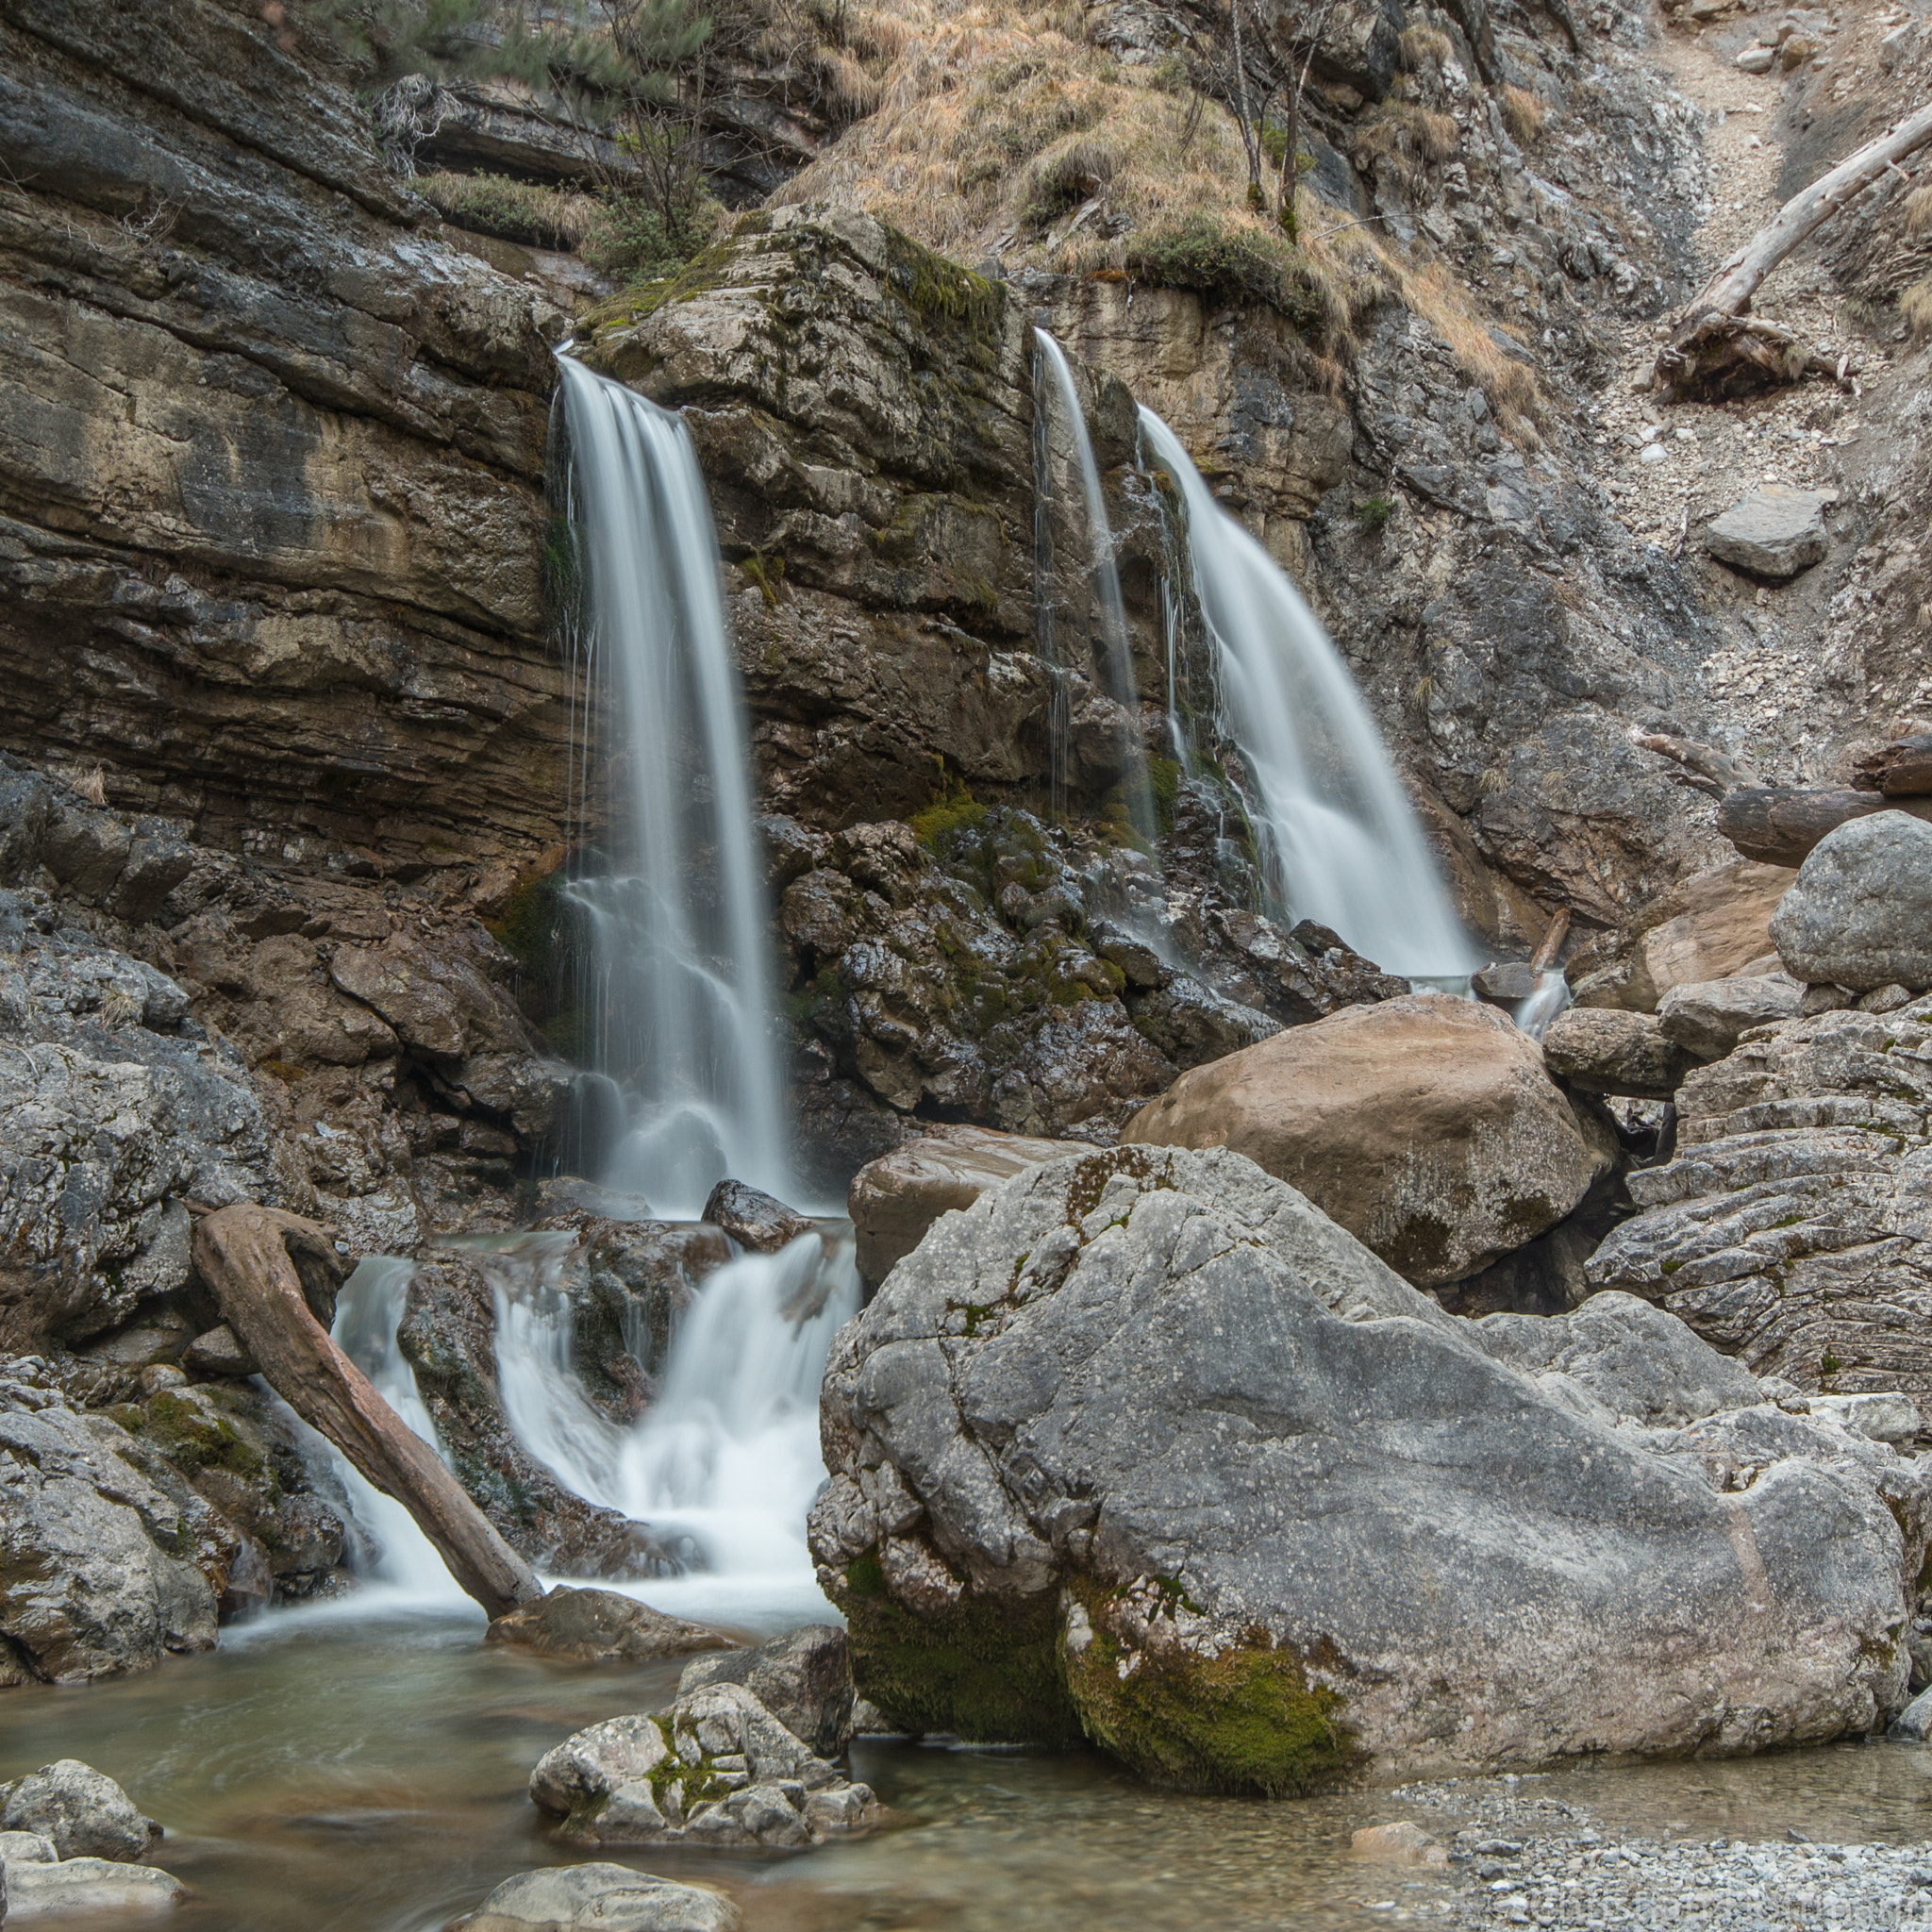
left=839, top=1561, right=1083, bottom=1746
left=1065, top=1585, right=1356, bottom=1796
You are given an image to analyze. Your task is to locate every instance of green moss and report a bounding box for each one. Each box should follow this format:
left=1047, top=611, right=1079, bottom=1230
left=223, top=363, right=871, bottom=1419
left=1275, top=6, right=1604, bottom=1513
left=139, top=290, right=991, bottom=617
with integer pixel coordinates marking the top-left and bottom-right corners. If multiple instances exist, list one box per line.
left=738, top=549, right=785, bottom=608
left=142, top=1393, right=266, bottom=1479
left=909, top=770, right=991, bottom=853
left=1064, top=1584, right=1355, bottom=1796
left=1124, top=215, right=1301, bottom=315
left=1822, top=1351, right=1844, bottom=1377
left=1659, top=1258, right=1684, bottom=1276
left=1146, top=756, right=1181, bottom=836
left=883, top=227, right=1005, bottom=339
left=839, top=1566, right=1083, bottom=1746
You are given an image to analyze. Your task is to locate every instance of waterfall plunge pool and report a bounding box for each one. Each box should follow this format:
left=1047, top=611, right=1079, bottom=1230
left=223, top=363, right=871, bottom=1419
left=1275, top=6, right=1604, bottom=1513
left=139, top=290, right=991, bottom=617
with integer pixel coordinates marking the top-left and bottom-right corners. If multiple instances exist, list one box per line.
left=8, top=1618, right=1932, bottom=1931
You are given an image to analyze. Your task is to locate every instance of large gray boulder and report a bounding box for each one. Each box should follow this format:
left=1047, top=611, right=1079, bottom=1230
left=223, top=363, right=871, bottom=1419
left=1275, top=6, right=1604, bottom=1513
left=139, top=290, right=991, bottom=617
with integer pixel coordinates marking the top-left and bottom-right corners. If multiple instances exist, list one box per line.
left=0, top=1759, right=154, bottom=1861
left=457, top=1864, right=740, bottom=1932
left=1657, top=973, right=1803, bottom=1059
left=810, top=1145, right=1929, bottom=1791
left=1703, top=485, right=1830, bottom=577
left=0, top=1367, right=222, bottom=1683
left=677, top=1624, right=854, bottom=1759
left=1770, top=814, right=1932, bottom=992
left=1588, top=996, right=1932, bottom=1422
left=528, top=1682, right=879, bottom=1849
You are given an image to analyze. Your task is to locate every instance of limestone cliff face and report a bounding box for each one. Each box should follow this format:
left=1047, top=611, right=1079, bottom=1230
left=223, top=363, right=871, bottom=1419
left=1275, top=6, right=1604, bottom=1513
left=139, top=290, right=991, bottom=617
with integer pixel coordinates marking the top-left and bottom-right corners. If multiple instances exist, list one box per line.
left=0, top=0, right=566, bottom=878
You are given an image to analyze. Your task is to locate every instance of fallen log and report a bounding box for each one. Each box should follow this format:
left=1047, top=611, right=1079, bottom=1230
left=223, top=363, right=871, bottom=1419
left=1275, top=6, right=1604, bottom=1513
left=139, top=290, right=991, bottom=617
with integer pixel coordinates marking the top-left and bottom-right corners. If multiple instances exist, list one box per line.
left=1651, top=101, right=1932, bottom=400
left=192, top=1204, right=543, bottom=1619
left=1853, top=733, right=1932, bottom=797
left=1529, top=908, right=1571, bottom=973
left=1716, top=787, right=1932, bottom=867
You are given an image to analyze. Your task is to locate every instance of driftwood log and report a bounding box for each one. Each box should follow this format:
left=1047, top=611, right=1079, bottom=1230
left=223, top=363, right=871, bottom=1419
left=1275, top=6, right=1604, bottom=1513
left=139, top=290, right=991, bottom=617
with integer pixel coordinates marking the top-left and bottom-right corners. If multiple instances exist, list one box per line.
left=1854, top=733, right=1932, bottom=797
left=1716, top=788, right=1932, bottom=867
left=1651, top=102, right=1932, bottom=400
left=192, top=1204, right=543, bottom=1619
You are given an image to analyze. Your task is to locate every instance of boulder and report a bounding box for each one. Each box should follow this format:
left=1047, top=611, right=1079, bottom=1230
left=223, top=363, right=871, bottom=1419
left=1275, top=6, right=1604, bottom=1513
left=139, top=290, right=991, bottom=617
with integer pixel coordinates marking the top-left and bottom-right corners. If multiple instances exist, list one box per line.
left=1351, top=1821, right=1448, bottom=1868
left=528, top=1682, right=880, bottom=1848
left=1704, top=486, right=1830, bottom=577
left=3, top=1858, right=185, bottom=1915
left=485, top=1588, right=731, bottom=1663
left=848, top=1125, right=1078, bottom=1286
left=1471, top=961, right=1539, bottom=1005
left=0, top=1830, right=56, bottom=1863
left=0, top=1369, right=222, bottom=1683
left=700, top=1179, right=815, bottom=1254
left=1122, top=994, right=1614, bottom=1287
left=0, top=1760, right=154, bottom=1861
left=1571, top=861, right=1797, bottom=1012
left=1541, top=1007, right=1694, bottom=1098
left=1588, top=997, right=1932, bottom=1423
left=1770, top=815, right=1932, bottom=992
left=677, top=1624, right=854, bottom=1759
left=810, top=1145, right=1928, bottom=1790
left=457, top=1864, right=741, bottom=1932
left=1657, top=974, right=1804, bottom=1059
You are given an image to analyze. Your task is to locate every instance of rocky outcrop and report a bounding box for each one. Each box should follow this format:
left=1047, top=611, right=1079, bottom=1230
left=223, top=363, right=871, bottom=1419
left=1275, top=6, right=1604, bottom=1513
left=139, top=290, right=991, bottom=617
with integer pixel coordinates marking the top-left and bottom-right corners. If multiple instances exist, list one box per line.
left=810, top=1145, right=1928, bottom=1790
left=0, top=1, right=570, bottom=874
left=528, top=1681, right=880, bottom=1849
left=1770, top=815, right=1932, bottom=993
left=1588, top=997, right=1932, bottom=1423
left=1123, top=993, right=1615, bottom=1288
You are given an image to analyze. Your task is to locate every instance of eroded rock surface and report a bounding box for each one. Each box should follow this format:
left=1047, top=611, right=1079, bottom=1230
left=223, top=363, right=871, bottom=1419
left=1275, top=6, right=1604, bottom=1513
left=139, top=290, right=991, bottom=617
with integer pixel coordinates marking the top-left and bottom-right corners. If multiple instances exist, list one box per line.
left=810, top=1145, right=1926, bottom=1791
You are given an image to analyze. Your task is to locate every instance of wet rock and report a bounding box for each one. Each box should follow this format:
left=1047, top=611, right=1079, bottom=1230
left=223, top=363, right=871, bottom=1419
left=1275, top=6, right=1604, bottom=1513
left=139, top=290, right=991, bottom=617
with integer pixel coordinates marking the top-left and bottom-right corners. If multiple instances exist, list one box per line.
left=847, top=1125, right=1076, bottom=1286
left=5, top=1857, right=186, bottom=1914
left=1891, top=1685, right=1932, bottom=1740
left=458, top=1863, right=741, bottom=1932
left=528, top=1682, right=879, bottom=1848
left=0, top=1368, right=222, bottom=1683
left=1124, top=976, right=1283, bottom=1072
left=1657, top=974, right=1804, bottom=1059
left=1704, top=486, right=1830, bottom=578
left=486, top=1588, right=730, bottom=1663
left=1770, top=815, right=1932, bottom=993
left=678, top=1624, right=854, bottom=1759
left=1570, top=862, right=1797, bottom=1013
left=1351, top=1821, right=1448, bottom=1868
left=700, top=1180, right=814, bottom=1254
left=0, top=890, right=275, bottom=1347
left=1588, top=998, right=1932, bottom=1422
left=0, top=1760, right=155, bottom=1862
left=1471, top=961, right=1539, bottom=1005
left=811, top=1144, right=1928, bottom=1790
left=1124, top=994, right=1615, bottom=1287
left=1541, top=1007, right=1693, bottom=1099
left=1087, top=921, right=1167, bottom=991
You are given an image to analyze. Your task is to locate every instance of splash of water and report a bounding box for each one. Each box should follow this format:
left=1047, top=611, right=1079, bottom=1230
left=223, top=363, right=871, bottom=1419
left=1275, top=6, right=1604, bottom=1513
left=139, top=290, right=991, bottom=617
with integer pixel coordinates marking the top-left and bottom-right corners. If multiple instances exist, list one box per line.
left=1031, top=329, right=1155, bottom=840
left=554, top=355, right=793, bottom=1215
left=1137, top=408, right=1472, bottom=977
left=1514, top=968, right=1574, bottom=1041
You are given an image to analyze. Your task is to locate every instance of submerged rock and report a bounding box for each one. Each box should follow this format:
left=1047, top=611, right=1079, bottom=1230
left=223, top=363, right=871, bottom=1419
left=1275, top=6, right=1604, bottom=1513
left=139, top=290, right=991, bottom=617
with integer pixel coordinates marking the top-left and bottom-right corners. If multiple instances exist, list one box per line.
left=810, top=1145, right=1928, bottom=1791
left=528, top=1682, right=879, bottom=1849
left=485, top=1588, right=731, bottom=1663
left=1770, top=815, right=1932, bottom=993
left=677, top=1624, right=854, bottom=1759
left=457, top=1864, right=741, bottom=1932
left=0, top=1760, right=155, bottom=1862
left=1122, top=993, right=1615, bottom=1287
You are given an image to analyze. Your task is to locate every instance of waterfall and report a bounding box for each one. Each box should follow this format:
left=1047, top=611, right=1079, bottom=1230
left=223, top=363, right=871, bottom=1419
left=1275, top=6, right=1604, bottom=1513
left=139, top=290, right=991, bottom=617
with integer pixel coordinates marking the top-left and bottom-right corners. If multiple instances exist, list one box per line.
left=554, top=355, right=793, bottom=1216
left=1137, top=408, right=1472, bottom=978
left=1031, top=330, right=1155, bottom=841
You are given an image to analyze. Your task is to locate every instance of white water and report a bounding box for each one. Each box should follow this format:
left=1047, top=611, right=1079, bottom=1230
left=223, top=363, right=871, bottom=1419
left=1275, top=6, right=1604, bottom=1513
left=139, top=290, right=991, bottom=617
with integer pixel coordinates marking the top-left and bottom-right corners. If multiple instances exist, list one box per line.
left=475, top=1228, right=859, bottom=1627
left=1032, top=329, right=1154, bottom=839
left=1138, top=408, right=1472, bottom=977
left=555, top=355, right=794, bottom=1215
left=1514, top=967, right=1574, bottom=1040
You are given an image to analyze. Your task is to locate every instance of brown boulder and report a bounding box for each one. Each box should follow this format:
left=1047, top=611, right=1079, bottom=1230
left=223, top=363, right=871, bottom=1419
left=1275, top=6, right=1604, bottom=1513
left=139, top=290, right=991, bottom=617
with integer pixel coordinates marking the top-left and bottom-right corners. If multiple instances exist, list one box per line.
left=1571, top=861, right=1797, bottom=1013
left=1541, top=1008, right=1696, bottom=1099
left=485, top=1586, right=730, bottom=1662
left=1121, top=994, right=1615, bottom=1287
left=847, top=1124, right=1080, bottom=1285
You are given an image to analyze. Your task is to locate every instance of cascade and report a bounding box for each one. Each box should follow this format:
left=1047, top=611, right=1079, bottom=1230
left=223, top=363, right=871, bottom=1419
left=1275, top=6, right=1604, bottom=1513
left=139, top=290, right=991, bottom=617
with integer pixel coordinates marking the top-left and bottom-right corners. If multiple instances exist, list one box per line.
left=1138, top=408, right=1473, bottom=978
left=1030, top=329, right=1155, bottom=840
left=553, top=356, right=793, bottom=1216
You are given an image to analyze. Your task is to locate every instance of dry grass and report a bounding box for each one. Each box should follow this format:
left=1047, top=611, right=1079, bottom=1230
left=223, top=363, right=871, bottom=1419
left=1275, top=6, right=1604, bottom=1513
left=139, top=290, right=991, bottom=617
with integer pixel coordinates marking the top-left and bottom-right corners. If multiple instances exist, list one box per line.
left=74, top=765, right=107, bottom=806
left=1905, top=275, right=1932, bottom=339
left=1501, top=84, right=1546, bottom=146
left=417, top=170, right=600, bottom=248
left=1398, top=25, right=1454, bottom=69
left=1352, top=98, right=1458, bottom=185
left=1384, top=257, right=1541, bottom=440
left=1904, top=184, right=1932, bottom=238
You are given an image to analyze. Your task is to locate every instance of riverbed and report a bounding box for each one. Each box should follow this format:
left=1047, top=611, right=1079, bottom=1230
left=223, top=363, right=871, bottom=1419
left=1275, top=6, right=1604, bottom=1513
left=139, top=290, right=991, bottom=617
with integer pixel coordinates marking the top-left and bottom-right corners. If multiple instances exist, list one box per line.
left=8, top=1605, right=1932, bottom=1932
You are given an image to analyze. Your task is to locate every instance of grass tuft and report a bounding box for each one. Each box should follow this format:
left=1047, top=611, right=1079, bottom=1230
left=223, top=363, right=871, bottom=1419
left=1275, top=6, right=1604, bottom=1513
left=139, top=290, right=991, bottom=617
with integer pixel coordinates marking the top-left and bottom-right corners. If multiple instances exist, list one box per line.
left=1501, top=85, right=1546, bottom=146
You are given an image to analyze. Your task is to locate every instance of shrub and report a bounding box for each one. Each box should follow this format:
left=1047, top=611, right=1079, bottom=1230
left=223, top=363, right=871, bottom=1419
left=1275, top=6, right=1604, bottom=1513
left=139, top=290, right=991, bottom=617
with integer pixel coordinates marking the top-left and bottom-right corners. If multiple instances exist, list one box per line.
left=1354, top=494, right=1394, bottom=534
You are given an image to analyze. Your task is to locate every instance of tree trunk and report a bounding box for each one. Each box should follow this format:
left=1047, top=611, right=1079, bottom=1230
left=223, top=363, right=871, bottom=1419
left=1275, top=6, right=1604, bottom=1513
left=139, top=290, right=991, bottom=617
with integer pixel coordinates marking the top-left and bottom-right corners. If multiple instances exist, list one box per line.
left=1716, top=788, right=1932, bottom=867
left=1853, top=733, right=1932, bottom=797
left=192, top=1204, right=544, bottom=1619
left=1652, top=102, right=1932, bottom=400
